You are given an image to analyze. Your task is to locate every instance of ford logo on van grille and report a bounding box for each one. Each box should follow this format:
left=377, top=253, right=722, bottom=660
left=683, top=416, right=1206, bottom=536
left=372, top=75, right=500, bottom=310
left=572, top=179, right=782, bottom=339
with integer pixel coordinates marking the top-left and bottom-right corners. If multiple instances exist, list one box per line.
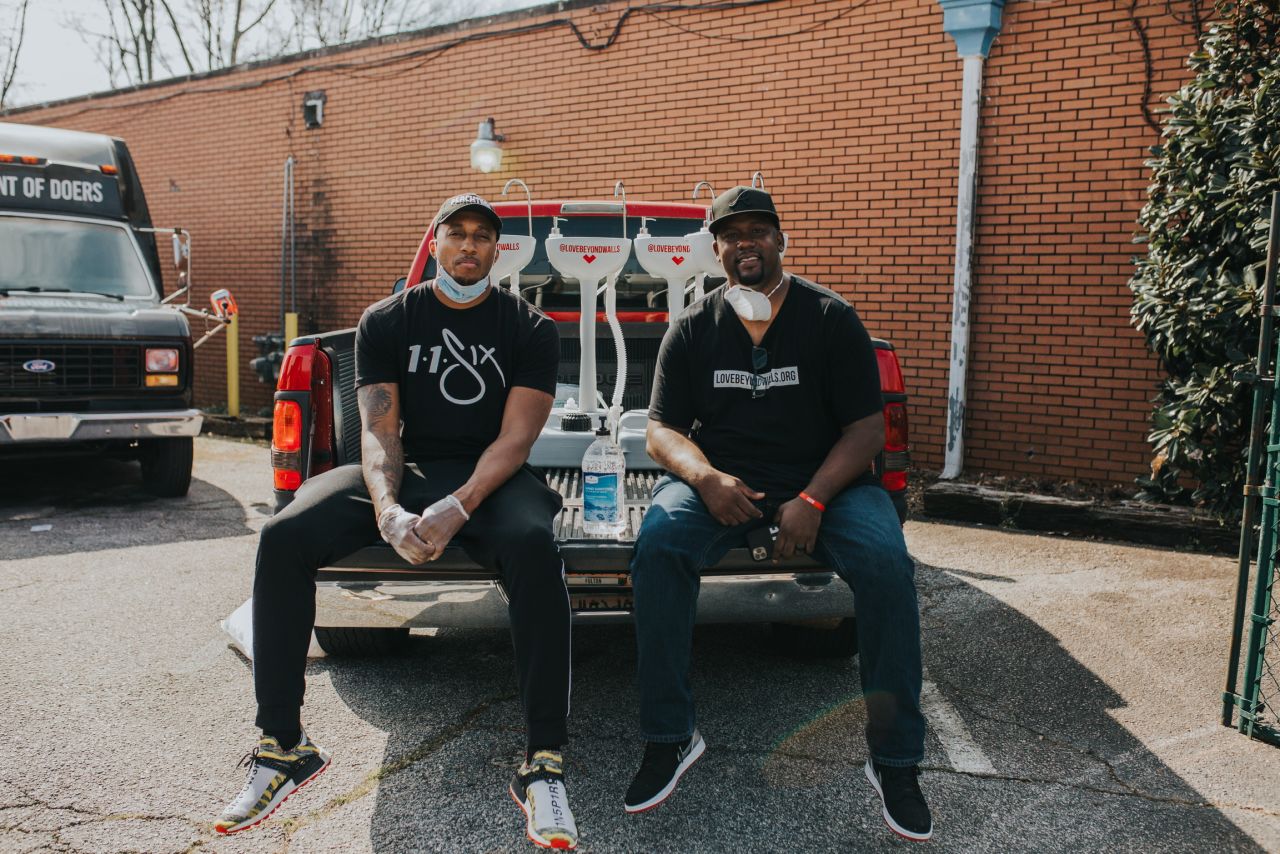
left=22, top=359, right=56, bottom=374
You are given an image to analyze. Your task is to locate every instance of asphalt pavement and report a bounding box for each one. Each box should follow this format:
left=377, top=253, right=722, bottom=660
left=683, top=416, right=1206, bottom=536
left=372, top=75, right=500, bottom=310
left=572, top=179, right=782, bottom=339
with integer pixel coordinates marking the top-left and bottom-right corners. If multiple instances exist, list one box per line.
left=0, top=437, right=1276, bottom=853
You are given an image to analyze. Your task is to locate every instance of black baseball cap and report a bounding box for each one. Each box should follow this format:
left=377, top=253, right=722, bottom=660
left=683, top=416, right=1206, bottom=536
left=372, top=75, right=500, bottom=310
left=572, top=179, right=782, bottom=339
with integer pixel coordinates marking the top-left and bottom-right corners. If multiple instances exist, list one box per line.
left=431, top=193, right=502, bottom=236
left=707, top=186, right=781, bottom=234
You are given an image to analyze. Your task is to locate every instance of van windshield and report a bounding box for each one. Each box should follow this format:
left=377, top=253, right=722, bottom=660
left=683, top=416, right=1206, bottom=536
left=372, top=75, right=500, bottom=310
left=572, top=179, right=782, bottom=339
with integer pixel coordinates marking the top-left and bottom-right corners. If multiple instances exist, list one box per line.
left=0, top=215, right=156, bottom=298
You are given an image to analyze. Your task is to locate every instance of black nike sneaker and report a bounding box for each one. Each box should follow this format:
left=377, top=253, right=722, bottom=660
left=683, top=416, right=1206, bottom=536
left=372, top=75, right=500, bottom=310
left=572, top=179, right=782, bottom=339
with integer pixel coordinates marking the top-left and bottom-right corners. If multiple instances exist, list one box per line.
left=623, top=729, right=706, bottom=814
left=865, top=759, right=933, bottom=841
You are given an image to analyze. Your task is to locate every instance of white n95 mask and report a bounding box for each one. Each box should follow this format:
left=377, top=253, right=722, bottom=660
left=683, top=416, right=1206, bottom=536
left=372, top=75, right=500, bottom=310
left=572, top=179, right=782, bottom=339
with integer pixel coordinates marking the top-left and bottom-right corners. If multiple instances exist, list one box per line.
left=724, top=286, right=773, bottom=321
left=724, top=275, right=786, bottom=322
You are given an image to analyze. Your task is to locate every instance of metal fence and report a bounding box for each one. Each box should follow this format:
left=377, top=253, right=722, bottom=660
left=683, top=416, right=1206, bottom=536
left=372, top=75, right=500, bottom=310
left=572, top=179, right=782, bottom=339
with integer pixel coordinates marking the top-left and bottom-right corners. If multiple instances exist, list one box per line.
left=1225, top=191, right=1280, bottom=747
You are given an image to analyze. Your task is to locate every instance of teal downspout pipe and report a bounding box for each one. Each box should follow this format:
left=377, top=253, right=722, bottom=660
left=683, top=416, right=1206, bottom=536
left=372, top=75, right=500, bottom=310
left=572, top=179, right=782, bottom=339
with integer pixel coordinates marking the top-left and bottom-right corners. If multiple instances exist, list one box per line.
left=937, top=0, right=1005, bottom=479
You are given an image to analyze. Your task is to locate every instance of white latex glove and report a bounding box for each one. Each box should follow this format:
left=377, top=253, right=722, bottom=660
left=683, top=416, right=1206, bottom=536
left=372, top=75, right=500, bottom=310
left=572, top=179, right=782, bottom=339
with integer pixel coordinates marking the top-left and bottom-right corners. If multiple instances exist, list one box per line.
left=378, top=504, right=433, bottom=564
left=412, top=494, right=470, bottom=562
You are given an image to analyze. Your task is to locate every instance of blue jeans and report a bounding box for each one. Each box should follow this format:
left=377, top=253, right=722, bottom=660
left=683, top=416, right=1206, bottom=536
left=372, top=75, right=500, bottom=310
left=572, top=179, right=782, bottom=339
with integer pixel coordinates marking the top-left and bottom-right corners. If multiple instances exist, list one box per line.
left=630, top=475, right=926, bottom=767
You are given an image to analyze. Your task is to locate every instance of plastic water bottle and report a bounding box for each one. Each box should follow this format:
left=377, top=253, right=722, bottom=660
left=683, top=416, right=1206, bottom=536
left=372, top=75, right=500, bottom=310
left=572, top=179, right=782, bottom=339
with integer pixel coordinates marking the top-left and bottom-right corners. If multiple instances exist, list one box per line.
left=581, top=416, right=627, bottom=538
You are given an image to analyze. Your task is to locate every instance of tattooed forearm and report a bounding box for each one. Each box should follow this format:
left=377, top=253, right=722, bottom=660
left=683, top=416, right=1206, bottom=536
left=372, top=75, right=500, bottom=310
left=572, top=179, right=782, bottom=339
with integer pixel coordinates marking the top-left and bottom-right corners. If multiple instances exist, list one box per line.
left=363, top=429, right=403, bottom=512
left=358, top=383, right=405, bottom=516
left=361, top=385, right=393, bottom=420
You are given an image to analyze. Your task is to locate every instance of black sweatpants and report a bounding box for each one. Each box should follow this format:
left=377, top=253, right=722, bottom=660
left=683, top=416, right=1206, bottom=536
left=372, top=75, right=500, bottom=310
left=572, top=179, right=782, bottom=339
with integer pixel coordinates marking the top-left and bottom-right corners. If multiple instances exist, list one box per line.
left=252, top=460, right=571, bottom=750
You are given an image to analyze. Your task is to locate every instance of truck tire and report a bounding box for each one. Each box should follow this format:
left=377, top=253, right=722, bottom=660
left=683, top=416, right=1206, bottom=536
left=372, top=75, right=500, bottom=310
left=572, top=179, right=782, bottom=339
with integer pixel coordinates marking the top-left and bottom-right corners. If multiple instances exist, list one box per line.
left=140, top=437, right=193, bottom=497
left=771, top=617, right=859, bottom=659
left=314, top=627, right=410, bottom=657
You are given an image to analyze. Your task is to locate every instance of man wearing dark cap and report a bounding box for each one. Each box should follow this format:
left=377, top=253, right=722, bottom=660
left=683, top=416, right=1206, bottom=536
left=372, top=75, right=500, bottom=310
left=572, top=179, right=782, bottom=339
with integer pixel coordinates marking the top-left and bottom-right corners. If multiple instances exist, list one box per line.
left=624, top=187, right=931, bottom=840
left=217, top=194, right=579, bottom=849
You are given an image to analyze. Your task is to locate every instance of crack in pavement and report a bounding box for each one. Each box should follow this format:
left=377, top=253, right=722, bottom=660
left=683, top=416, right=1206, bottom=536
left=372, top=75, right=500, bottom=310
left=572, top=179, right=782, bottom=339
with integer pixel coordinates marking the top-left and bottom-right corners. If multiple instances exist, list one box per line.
left=718, top=741, right=1280, bottom=820
left=923, top=683, right=1280, bottom=818
left=0, top=777, right=204, bottom=837
left=930, top=765, right=1280, bottom=816
left=175, top=691, right=520, bottom=853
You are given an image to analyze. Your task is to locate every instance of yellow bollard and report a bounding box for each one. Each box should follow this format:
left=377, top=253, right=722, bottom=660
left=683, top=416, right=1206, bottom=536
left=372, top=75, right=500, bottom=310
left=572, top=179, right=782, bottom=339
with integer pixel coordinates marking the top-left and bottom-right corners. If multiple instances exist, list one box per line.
left=226, top=314, right=240, bottom=418
left=285, top=311, right=299, bottom=346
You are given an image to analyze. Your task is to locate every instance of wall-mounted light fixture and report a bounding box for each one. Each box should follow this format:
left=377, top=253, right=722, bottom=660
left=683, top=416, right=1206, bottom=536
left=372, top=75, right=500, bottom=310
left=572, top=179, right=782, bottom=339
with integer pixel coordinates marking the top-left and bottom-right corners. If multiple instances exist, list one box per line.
left=303, top=91, right=327, bottom=129
left=470, top=117, right=505, bottom=173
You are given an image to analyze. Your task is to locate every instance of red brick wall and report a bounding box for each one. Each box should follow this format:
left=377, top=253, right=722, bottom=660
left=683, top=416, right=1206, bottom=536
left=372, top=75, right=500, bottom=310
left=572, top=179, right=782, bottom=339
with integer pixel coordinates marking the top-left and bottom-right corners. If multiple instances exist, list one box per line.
left=969, top=0, right=1196, bottom=482
left=4, top=0, right=1200, bottom=483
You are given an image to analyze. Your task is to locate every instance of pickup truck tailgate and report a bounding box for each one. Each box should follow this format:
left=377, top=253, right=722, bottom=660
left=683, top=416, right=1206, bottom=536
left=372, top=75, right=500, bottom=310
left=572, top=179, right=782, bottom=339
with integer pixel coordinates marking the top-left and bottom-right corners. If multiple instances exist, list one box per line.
left=315, top=468, right=847, bottom=627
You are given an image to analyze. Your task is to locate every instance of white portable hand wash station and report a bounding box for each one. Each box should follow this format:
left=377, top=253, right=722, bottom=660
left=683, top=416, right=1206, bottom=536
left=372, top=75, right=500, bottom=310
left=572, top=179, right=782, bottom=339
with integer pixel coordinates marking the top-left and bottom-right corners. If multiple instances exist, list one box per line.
left=544, top=181, right=634, bottom=435
left=498, top=181, right=725, bottom=470
left=490, top=179, right=538, bottom=290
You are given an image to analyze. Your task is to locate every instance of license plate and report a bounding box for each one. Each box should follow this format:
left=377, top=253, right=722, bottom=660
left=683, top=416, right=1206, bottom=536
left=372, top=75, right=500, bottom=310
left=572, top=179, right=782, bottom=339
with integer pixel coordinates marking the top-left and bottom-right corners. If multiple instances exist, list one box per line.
left=571, top=594, right=634, bottom=612
left=567, top=573, right=632, bottom=589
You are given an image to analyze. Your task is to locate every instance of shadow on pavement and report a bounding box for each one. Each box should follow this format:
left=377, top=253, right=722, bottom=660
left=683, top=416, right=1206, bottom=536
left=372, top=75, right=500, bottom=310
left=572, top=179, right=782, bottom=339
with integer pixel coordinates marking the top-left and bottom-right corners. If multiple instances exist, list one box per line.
left=0, top=453, right=254, bottom=559
left=313, top=563, right=1263, bottom=852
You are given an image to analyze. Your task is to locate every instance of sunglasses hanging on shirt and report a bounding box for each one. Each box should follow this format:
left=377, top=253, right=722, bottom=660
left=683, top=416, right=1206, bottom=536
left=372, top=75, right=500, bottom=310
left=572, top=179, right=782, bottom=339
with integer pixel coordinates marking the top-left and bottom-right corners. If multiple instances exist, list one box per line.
left=751, top=345, right=769, bottom=399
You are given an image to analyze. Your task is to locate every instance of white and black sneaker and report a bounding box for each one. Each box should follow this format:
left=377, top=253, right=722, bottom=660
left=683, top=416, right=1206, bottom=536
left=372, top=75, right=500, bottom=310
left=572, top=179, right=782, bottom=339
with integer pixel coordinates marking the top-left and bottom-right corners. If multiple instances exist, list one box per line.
left=215, top=732, right=330, bottom=834
left=865, top=759, right=933, bottom=841
left=509, top=750, right=578, bottom=850
left=623, top=730, right=706, bottom=814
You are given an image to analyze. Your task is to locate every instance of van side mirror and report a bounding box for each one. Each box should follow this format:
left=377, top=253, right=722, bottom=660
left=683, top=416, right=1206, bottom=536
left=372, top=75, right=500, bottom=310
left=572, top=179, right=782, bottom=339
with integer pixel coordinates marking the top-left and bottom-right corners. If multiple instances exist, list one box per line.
left=210, top=288, right=238, bottom=320
left=171, top=231, right=190, bottom=274
left=392, top=277, right=406, bottom=294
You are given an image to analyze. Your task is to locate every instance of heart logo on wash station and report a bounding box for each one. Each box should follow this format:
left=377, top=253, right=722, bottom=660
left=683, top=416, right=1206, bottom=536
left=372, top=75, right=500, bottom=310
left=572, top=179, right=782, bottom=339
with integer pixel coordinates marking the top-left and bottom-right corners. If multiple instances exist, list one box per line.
left=672, top=256, right=685, bottom=265
left=582, top=254, right=597, bottom=263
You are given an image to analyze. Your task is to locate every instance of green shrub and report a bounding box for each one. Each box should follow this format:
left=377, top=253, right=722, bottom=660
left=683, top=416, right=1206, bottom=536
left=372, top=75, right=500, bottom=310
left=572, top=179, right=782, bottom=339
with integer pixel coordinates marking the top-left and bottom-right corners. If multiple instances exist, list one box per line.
left=1130, top=0, right=1280, bottom=516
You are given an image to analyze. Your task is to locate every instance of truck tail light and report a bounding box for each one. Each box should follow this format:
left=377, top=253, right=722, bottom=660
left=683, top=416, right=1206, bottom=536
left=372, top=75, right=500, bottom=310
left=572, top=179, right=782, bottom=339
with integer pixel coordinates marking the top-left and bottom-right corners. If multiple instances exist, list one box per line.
left=309, top=348, right=335, bottom=477
left=873, top=343, right=910, bottom=495
left=881, top=403, right=909, bottom=493
left=273, top=341, right=329, bottom=491
left=884, top=402, right=908, bottom=451
left=277, top=343, right=315, bottom=391
left=875, top=347, right=905, bottom=394
left=882, top=470, right=908, bottom=492
left=272, top=399, right=303, bottom=491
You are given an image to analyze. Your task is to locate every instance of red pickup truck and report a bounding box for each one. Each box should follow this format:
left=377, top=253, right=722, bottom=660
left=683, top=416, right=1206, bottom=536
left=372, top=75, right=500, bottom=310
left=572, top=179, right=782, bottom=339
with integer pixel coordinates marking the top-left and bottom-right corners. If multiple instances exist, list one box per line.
left=266, top=200, right=909, bottom=658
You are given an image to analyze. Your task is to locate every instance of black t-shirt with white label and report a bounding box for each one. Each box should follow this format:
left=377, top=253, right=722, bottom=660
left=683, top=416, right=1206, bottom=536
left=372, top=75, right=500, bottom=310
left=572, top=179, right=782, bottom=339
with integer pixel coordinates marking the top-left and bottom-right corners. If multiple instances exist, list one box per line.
left=649, top=276, right=883, bottom=496
left=355, top=285, right=559, bottom=464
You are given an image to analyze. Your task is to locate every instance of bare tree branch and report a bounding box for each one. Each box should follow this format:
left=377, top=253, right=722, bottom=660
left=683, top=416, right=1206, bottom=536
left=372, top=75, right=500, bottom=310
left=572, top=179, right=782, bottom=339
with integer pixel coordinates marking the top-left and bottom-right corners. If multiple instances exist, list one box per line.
left=72, top=0, right=165, bottom=86
left=232, top=0, right=279, bottom=65
left=0, top=0, right=30, bottom=108
left=64, top=0, right=478, bottom=95
left=289, top=0, right=465, bottom=49
left=159, top=0, right=197, bottom=73
left=166, top=0, right=279, bottom=71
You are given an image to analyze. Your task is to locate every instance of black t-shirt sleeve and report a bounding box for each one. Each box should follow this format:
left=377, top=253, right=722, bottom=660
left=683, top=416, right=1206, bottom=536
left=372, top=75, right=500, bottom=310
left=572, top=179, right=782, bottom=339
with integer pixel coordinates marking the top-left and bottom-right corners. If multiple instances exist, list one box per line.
left=511, top=310, right=560, bottom=395
left=648, top=322, right=695, bottom=429
left=355, top=301, right=401, bottom=388
left=825, top=305, right=883, bottom=427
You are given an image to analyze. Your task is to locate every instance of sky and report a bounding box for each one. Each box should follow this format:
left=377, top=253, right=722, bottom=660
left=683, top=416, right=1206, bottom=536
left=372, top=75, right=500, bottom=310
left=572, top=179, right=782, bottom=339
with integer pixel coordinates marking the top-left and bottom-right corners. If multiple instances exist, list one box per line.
left=9, top=0, right=540, bottom=108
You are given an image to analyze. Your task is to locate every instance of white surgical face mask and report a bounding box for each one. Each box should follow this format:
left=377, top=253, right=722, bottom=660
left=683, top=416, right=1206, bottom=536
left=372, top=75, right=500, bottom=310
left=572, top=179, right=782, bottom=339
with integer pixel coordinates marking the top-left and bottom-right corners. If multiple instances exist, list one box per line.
left=435, top=266, right=490, bottom=304
left=724, top=275, right=786, bottom=322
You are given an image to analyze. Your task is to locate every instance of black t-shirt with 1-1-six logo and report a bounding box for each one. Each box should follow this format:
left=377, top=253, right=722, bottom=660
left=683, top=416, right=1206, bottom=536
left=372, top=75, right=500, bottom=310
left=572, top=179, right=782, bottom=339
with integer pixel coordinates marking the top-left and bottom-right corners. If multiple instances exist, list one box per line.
left=355, top=285, right=559, bottom=465
left=648, top=275, right=883, bottom=497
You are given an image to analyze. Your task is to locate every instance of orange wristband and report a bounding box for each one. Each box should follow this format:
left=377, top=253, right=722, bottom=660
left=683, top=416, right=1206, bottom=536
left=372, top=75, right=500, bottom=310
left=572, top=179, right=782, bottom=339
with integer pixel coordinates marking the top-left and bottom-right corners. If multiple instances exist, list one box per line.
left=798, top=492, right=826, bottom=512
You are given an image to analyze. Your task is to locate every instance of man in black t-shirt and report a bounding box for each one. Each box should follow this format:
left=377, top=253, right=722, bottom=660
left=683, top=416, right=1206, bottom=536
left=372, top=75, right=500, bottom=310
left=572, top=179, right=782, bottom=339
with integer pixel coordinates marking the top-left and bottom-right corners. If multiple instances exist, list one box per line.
left=216, top=195, right=579, bottom=850
left=623, top=188, right=931, bottom=841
